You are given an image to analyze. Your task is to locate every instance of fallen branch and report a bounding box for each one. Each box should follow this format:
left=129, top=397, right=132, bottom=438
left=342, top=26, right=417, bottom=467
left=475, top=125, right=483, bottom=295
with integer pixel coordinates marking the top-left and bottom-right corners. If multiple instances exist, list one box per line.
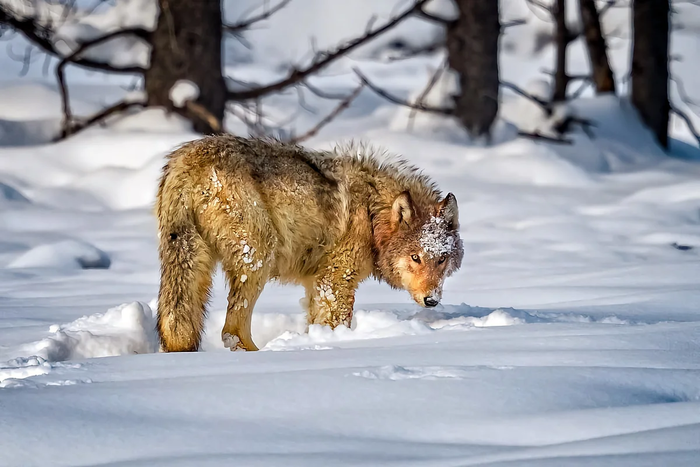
left=228, top=0, right=430, bottom=101
left=289, top=83, right=365, bottom=144
left=517, top=131, right=573, bottom=144
left=354, top=67, right=452, bottom=115
left=184, top=101, right=223, bottom=134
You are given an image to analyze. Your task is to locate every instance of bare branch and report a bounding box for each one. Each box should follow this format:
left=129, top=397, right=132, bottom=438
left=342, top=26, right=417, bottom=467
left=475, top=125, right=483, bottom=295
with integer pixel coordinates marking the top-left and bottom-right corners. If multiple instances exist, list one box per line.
left=288, top=84, right=365, bottom=144
left=670, top=74, right=700, bottom=146
left=502, top=18, right=528, bottom=29
left=671, top=75, right=700, bottom=112
left=304, top=81, right=359, bottom=100
left=671, top=105, right=700, bottom=146
left=500, top=81, right=552, bottom=112
left=223, top=0, right=292, bottom=33
left=525, top=0, right=555, bottom=20
left=228, top=0, right=430, bottom=101
left=416, top=5, right=454, bottom=25
left=56, top=28, right=150, bottom=137
left=408, top=60, right=447, bottom=131
left=183, top=101, right=223, bottom=134
left=56, top=100, right=146, bottom=140
left=354, top=67, right=453, bottom=115
left=0, top=4, right=148, bottom=73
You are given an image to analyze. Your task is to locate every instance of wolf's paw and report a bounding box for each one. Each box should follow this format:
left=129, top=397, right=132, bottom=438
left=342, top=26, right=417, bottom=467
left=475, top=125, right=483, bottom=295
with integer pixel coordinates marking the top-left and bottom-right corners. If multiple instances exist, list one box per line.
left=222, top=333, right=246, bottom=351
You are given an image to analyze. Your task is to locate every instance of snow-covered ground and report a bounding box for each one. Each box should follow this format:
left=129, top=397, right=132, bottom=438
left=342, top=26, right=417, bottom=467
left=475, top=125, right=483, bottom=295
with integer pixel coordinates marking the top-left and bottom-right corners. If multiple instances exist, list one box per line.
left=1, top=1, right=700, bottom=466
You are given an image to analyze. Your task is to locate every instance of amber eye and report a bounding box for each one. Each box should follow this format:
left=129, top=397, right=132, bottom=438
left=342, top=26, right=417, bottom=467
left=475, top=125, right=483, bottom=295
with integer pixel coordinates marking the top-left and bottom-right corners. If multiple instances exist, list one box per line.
left=438, top=254, right=447, bottom=264
left=411, top=254, right=421, bottom=263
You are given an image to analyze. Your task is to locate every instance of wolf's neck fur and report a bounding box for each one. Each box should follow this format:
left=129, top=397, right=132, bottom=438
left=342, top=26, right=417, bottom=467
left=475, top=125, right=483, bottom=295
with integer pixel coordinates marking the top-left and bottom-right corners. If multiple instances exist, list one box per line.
left=343, top=156, right=440, bottom=275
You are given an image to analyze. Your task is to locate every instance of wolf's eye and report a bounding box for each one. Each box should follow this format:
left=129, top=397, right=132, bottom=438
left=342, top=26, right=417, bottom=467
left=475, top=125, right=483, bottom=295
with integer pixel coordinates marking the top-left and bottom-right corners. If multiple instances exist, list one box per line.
left=411, top=254, right=421, bottom=264
left=438, top=254, right=447, bottom=264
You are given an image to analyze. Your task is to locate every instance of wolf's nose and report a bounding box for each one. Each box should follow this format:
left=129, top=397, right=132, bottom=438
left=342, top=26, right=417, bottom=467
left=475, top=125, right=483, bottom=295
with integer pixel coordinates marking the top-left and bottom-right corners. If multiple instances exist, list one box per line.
left=424, top=297, right=438, bottom=307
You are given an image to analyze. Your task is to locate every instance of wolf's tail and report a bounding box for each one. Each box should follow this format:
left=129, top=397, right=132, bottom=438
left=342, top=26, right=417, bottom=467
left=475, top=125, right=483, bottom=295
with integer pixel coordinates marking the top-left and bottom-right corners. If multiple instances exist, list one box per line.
left=155, top=159, right=215, bottom=352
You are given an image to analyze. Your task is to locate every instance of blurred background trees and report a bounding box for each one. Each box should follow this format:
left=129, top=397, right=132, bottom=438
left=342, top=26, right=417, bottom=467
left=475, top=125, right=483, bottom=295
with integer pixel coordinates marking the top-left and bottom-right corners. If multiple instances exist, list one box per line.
left=0, top=0, right=693, bottom=150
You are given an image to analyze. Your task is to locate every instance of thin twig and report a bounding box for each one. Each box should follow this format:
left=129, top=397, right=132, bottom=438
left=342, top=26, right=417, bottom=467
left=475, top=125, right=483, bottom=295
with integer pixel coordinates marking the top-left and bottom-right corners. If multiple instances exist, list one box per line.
left=304, top=81, right=357, bottom=100
left=56, top=28, right=150, bottom=137
left=408, top=60, right=447, bottom=131
left=354, top=67, right=452, bottom=115
left=502, top=18, right=528, bottom=29
left=0, top=4, right=149, bottom=73
left=500, top=81, right=551, bottom=112
left=223, top=0, right=292, bottom=33
left=56, top=100, right=146, bottom=140
left=416, top=5, right=454, bottom=25
left=288, top=83, right=365, bottom=144
left=671, top=105, right=700, bottom=146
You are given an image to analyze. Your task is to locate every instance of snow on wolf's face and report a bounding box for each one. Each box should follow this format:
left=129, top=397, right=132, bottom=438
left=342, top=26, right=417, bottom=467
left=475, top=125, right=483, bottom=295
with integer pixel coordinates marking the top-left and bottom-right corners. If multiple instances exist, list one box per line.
left=378, top=192, right=463, bottom=307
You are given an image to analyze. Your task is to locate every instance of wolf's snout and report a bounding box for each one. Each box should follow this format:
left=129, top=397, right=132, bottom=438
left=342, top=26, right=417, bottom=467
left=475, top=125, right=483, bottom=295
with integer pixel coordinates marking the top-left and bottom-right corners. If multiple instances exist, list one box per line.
left=424, top=296, right=439, bottom=307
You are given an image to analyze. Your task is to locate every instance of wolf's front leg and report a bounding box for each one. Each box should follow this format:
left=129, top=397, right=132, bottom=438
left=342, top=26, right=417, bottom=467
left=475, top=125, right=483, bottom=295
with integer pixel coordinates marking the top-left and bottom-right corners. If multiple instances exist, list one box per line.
left=305, top=264, right=360, bottom=329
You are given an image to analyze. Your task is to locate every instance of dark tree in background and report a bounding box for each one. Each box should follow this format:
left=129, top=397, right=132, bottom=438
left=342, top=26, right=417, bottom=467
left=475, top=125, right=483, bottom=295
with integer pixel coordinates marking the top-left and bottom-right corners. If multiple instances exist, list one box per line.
left=552, top=0, right=569, bottom=102
left=145, top=0, right=227, bottom=134
left=631, top=0, right=670, bottom=148
left=579, top=0, right=615, bottom=94
left=446, top=0, right=500, bottom=138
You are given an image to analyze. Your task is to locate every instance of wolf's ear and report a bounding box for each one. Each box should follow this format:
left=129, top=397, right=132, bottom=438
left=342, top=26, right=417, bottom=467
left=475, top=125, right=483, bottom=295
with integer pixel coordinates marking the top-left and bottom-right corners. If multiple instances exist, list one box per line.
left=391, top=192, right=414, bottom=229
left=437, top=193, right=459, bottom=229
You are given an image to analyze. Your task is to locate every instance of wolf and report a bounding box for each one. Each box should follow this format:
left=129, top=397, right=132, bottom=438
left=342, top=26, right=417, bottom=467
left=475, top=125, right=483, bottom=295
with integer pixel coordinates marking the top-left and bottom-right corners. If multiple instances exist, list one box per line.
left=156, top=136, right=463, bottom=352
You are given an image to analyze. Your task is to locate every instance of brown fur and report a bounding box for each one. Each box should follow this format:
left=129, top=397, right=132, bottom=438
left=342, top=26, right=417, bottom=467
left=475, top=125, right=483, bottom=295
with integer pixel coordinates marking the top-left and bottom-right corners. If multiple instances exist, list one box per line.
left=156, top=136, right=463, bottom=352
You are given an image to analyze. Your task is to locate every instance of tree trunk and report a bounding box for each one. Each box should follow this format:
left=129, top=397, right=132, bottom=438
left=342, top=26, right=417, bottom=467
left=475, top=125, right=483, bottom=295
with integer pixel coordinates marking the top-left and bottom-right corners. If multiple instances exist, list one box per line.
left=580, top=0, right=615, bottom=94
left=145, top=0, right=227, bottom=134
left=552, top=0, right=569, bottom=102
left=446, top=0, right=500, bottom=139
left=631, top=0, right=670, bottom=148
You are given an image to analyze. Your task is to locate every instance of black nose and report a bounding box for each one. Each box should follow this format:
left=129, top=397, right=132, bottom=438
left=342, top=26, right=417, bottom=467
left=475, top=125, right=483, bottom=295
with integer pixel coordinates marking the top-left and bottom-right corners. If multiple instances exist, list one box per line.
left=424, top=297, right=438, bottom=307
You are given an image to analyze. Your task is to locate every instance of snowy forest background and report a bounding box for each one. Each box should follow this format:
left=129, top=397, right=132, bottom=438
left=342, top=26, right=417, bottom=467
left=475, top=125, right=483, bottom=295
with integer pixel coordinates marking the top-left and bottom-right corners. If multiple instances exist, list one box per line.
left=1, top=1, right=700, bottom=466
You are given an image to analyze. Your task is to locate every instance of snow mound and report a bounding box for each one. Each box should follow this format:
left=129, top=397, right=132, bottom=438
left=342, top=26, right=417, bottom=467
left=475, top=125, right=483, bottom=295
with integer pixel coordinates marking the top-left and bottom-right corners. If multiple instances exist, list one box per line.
left=0, top=357, right=83, bottom=389
left=0, top=181, right=29, bottom=203
left=0, top=83, right=99, bottom=146
left=20, top=302, right=158, bottom=362
left=5, top=303, right=532, bottom=364
left=263, top=308, right=526, bottom=350
left=8, top=240, right=111, bottom=270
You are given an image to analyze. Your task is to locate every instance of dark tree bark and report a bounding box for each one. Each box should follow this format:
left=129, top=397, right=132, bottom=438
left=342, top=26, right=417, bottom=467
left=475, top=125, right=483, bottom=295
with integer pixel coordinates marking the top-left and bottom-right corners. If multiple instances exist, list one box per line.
left=145, top=0, right=227, bottom=133
left=631, top=0, right=670, bottom=148
left=580, top=0, right=616, bottom=94
left=446, top=0, right=500, bottom=139
left=552, top=0, right=569, bottom=102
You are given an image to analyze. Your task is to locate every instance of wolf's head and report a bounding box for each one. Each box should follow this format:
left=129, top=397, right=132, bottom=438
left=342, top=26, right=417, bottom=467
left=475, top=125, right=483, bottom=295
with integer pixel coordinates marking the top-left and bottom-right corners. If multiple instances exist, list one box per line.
left=376, top=192, right=463, bottom=307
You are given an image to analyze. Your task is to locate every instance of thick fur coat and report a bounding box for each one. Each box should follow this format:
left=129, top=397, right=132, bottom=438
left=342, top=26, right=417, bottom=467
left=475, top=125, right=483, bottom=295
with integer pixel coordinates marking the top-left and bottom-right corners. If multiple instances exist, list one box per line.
left=156, top=136, right=463, bottom=351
